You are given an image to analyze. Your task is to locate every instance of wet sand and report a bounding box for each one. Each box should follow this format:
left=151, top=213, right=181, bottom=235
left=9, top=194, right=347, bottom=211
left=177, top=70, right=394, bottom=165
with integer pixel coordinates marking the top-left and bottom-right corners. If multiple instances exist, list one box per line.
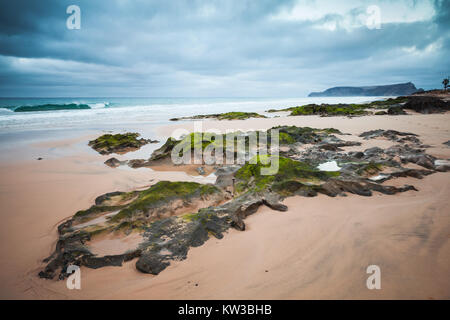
left=0, top=112, right=449, bottom=299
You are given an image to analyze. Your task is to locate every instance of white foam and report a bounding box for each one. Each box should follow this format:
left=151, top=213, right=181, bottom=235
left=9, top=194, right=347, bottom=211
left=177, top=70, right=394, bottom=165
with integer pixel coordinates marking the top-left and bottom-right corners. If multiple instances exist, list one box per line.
left=434, top=159, right=450, bottom=166
left=89, top=102, right=109, bottom=109
left=317, top=160, right=341, bottom=171
left=369, top=174, right=389, bottom=181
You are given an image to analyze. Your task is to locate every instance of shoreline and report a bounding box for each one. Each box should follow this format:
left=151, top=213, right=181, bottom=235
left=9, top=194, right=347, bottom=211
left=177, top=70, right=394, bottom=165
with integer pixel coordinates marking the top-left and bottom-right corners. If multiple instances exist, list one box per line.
left=0, top=110, right=449, bottom=299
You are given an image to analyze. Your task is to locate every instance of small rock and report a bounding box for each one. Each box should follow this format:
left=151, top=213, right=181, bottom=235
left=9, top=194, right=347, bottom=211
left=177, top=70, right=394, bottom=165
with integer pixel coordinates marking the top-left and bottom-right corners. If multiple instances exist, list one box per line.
left=364, top=147, right=383, bottom=156
left=104, top=157, right=122, bottom=168
left=196, top=166, right=206, bottom=175
left=387, top=105, right=407, bottom=115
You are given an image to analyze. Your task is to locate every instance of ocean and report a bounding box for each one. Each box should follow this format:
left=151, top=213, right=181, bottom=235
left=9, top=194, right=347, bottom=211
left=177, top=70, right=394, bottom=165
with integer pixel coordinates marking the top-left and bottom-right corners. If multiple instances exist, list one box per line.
left=0, top=96, right=386, bottom=133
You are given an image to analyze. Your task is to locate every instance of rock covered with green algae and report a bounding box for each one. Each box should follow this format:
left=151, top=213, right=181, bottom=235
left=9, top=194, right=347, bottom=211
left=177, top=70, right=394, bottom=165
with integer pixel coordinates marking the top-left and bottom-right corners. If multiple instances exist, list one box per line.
left=135, top=191, right=287, bottom=274
left=170, top=111, right=267, bottom=121
left=234, top=155, right=340, bottom=194
left=267, top=97, right=411, bottom=116
left=131, top=125, right=352, bottom=167
left=40, top=125, right=450, bottom=279
left=233, top=155, right=415, bottom=198
left=110, top=181, right=222, bottom=223
left=290, top=104, right=368, bottom=116
left=89, top=132, right=158, bottom=155
left=39, top=181, right=225, bottom=279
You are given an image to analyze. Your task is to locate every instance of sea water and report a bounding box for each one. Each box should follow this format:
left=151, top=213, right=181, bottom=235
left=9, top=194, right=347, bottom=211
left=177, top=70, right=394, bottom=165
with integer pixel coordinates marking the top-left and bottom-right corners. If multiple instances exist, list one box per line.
left=0, top=96, right=387, bottom=132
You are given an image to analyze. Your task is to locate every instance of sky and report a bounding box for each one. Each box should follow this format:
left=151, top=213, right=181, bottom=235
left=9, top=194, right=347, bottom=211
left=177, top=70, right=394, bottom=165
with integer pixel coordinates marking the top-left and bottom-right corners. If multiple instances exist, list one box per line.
left=0, top=0, right=449, bottom=97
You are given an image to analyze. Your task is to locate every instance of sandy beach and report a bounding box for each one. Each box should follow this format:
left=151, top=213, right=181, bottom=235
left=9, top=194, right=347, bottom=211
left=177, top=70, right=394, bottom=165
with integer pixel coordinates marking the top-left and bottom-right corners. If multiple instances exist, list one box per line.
left=0, top=111, right=449, bottom=299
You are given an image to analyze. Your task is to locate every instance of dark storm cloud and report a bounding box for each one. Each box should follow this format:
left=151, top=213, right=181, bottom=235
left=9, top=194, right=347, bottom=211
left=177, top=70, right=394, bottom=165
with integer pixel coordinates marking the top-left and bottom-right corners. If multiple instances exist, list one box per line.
left=0, top=0, right=448, bottom=97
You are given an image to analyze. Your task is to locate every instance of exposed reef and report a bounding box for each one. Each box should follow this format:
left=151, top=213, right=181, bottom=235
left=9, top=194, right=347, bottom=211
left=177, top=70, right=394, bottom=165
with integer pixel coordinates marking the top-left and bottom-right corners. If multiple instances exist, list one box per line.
left=40, top=125, right=450, bottom=279
left=88, top=133, right=158, bottom=155
left=289, top=104, right=368, bottom=116
left=170, top=112, right=267, bottom=121
left=39, top=181, right=226, bottom=279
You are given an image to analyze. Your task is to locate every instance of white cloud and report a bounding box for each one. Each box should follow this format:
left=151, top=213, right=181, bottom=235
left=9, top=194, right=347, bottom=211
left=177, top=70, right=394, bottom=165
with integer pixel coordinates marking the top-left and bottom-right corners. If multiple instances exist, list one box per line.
left=271, top=0, right=435, bottom=30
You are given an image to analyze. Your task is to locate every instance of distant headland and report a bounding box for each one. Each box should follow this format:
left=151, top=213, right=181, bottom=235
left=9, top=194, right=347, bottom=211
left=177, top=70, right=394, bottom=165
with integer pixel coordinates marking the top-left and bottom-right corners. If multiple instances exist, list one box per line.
left=308, top=82, right=422, bottom=97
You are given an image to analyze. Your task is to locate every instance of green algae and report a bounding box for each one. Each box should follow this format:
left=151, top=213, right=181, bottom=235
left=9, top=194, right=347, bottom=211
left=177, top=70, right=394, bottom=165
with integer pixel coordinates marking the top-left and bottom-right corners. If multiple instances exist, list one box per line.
left=216, top=112, right=266, bottom=120
left=356, top=162, right=383, bottom=175
left=290, top=104, right=367, bottom=116
left=234, top=155, right=340, bottom=194
left=88, top=132, right=150, bottom=155
left=150, top=126, right=344, bottom=162
left=278, top=132, right=295, bottom=144
left=74, top=205, right=123, bottom=219
left=111, top=181, right=220, bottom=222
left=171, top=112, right=267, bottom=121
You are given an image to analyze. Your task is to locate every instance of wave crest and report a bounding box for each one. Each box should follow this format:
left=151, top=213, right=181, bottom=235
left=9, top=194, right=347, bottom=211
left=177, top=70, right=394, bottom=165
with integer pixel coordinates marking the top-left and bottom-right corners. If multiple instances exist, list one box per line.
left=12, top=103, right=92, bottom=113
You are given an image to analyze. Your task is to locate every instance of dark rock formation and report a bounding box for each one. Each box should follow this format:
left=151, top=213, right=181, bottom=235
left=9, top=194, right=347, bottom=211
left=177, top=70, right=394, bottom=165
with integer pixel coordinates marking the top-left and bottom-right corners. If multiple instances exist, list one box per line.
left=403, top=96, right=450, bottom=114
left=39, top=181, right=225, bottom=279
left=149, top=137, right=179, bottom=161
left=359, top=129, right=418, bottom=142
left=104, top=157, right=125, bottom=168
left=387, top=105, right=407, bottom=115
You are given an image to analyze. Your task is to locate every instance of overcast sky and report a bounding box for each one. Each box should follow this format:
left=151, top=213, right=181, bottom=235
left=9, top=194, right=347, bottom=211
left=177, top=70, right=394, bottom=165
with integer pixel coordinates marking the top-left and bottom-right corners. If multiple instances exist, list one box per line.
left=0, top=0, right=449, bottom=97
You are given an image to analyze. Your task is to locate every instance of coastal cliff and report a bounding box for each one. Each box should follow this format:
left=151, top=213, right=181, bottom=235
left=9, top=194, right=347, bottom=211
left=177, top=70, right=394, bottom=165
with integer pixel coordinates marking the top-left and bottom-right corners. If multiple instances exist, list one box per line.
left=309, top=82, right=421, bottom=97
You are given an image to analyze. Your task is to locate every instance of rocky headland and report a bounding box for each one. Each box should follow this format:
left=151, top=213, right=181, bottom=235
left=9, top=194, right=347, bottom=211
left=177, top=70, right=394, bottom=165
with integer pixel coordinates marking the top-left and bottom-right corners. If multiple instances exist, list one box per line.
left=308, top=82, right=421, bottom=97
